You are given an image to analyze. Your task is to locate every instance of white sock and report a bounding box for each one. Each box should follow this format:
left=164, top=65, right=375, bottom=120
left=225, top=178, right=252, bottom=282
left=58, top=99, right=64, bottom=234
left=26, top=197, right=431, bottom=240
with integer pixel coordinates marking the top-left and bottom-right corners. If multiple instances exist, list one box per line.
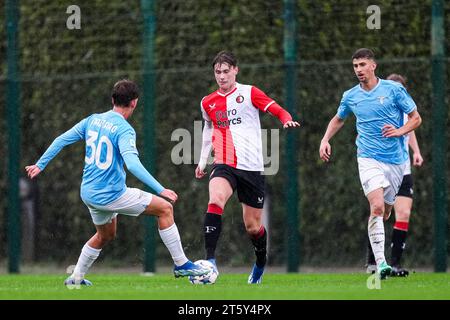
left=159, top=223, right=189, bottom=266
left=368, top=215, right=386, bottom=267
left=72, top=244, right=102, bottom=278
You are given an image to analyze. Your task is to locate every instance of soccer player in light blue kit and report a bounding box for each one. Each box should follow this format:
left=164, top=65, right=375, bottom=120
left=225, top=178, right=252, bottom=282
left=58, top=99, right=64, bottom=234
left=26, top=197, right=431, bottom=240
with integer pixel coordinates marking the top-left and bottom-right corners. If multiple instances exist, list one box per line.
left=25, top=79, right=208, bottom=285
left=319, top=49, right=422, bottom=279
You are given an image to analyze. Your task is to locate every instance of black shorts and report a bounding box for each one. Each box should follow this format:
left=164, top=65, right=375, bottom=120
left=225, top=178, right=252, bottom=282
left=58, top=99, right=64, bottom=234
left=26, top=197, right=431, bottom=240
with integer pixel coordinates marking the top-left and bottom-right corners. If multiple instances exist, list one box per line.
left=396, top=174, right=413, bottom=198
left=209, top=164, right=265, bottom=208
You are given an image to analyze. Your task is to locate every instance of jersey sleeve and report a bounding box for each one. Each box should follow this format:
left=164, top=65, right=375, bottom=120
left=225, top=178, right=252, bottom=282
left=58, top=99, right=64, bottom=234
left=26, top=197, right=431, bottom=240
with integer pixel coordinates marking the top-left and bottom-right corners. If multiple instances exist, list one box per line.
left=35, top=117, right=88, bottom=170
left=118, top=127, right=139, bottom=157
left=198, top=120, right=213, bottom=170
left=123, top=152, right=164, bottom=194
left=250, top=86, right=275, bottom=112
left=201, top=97, right=211, bottom=121
left=394, top=85, right=417, bottom=114
left=266, top=103, right=293, bottom=125
left=336, top=91, right=352, bottom=119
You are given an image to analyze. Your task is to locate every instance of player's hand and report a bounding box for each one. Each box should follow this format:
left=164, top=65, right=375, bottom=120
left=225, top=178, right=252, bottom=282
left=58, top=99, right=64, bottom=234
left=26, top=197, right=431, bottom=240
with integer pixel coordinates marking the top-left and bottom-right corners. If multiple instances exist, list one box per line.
left=160, top=189, right=178, bottom=204
left=283, top=120, right=300, bottom=129
left=25, top=165, right=41, bottom=179
left=382, top=124, right=401, bottom=137
left=413, top=152, right=424, bottom=167
left=319, top=140, right=332, bottom=162
left=195, top=165, right=207, bottom=179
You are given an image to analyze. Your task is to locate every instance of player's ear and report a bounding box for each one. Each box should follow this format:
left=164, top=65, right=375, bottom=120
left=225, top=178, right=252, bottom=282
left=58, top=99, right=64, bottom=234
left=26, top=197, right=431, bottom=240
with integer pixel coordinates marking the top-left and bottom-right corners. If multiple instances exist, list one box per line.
left=130, top=98, right=137, bottom=109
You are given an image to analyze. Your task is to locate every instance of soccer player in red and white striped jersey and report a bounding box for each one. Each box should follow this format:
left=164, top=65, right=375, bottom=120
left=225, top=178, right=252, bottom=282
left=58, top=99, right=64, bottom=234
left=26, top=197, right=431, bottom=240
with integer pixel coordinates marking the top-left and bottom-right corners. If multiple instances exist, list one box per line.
left=195, top=51, right=300, bottom=284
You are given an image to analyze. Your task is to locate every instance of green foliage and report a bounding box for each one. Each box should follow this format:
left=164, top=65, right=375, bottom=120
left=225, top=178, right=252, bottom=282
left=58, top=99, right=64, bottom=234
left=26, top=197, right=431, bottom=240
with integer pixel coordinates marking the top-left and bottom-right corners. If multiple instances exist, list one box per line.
left=0, top=0, right=448, bottom=269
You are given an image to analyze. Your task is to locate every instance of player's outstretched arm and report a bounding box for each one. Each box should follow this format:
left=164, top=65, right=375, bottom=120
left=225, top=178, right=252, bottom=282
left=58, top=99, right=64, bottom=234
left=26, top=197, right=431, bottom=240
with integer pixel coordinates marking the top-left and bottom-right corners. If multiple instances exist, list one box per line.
left=319, top=115, right=345, bottom=162
left=265, top=103, right=300, bottom=129
left=26, top=121, right=86, bottom=178
left=122, top=152, right=175, bottom=200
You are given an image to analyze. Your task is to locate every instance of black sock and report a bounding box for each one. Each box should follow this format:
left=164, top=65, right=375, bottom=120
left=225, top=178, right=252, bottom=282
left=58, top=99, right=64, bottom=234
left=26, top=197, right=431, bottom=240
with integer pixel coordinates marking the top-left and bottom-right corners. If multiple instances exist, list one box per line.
left=251, top=227, right=267, bottom=268
left=366, top=236, right=375, bottom=265
left=391, top=228, right=407, bottom=267
left=204, top=213, right=222, bottom=260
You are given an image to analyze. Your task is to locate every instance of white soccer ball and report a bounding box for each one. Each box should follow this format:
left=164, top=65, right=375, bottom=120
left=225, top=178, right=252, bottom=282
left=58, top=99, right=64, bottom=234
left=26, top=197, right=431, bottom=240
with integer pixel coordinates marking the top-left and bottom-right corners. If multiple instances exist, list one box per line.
left=188, top=259, right=219, bottom=285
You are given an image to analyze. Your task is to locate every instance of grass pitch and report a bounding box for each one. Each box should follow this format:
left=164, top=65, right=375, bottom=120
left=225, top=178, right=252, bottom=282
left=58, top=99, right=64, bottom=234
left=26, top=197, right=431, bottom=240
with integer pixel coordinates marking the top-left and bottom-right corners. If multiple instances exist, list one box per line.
left=1, top=272, right=449, bottom=300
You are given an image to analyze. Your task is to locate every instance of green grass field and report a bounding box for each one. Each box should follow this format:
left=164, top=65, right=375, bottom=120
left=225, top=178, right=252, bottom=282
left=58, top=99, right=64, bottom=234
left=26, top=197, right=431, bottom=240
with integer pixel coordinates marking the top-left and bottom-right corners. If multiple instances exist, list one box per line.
left=1, top=272, right=449, bottom=300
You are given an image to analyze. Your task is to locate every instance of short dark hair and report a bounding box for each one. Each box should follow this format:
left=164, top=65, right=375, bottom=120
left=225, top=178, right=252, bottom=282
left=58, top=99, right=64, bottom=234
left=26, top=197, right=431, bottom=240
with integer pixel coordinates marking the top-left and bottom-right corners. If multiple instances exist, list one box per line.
left=112, top=79, right=139, bottom=107
left=387, top=73, right=407, bottom=87
left=352, top=48, right=375, bottom=61
left=212, top=51, right=237, bottom=69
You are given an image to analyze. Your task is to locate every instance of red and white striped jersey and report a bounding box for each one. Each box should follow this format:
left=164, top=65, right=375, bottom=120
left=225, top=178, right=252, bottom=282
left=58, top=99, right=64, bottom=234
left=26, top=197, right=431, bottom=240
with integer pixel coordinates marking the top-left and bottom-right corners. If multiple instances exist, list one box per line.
left=201, top=82, right=276, bottom=171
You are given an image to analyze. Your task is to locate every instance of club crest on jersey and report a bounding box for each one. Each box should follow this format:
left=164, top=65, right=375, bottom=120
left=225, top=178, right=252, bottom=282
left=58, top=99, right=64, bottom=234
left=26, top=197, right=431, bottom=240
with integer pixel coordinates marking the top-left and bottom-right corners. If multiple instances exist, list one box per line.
left=236, top=95, right=244, bottom=103
left=378, top=96, right=387, bottom=104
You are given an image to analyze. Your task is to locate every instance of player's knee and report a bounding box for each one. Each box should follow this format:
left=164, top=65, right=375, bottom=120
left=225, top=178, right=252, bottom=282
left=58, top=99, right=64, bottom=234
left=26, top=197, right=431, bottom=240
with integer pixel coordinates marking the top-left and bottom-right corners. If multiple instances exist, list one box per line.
left=371, top=203, right=384, bottom=216
left=160, top=200, right=174, bottom=218
left=209, top=193, right=228, bottom=207
left=98, top=231, right=116, bottom=243
left=245, top=224, right=260, bottom=237
left=396, top=210, right=411, bottom=222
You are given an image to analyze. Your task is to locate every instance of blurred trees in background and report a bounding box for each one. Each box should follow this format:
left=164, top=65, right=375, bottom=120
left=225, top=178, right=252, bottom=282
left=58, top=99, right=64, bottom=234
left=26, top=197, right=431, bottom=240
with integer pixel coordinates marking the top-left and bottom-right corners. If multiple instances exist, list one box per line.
left=0, top=0, right=448, bottom=269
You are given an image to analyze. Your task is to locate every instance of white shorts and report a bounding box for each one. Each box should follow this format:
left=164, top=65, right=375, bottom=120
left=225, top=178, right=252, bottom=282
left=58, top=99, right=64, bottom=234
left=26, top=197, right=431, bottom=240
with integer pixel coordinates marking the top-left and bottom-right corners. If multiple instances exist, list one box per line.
left=83, top=188, right=153, bottom=225
left=357, top=157, right=406, bottom=205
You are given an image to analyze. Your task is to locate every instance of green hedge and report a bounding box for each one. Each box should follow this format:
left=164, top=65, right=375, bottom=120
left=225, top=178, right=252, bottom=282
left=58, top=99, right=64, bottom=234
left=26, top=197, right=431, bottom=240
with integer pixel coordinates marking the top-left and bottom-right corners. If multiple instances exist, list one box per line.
left=0, top=0, right=448, bottom=269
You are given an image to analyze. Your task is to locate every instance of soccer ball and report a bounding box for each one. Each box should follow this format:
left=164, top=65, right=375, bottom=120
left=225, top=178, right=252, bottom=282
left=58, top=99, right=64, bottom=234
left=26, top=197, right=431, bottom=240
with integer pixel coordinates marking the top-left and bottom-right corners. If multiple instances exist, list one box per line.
left=188, top=260, right=219, bottom=285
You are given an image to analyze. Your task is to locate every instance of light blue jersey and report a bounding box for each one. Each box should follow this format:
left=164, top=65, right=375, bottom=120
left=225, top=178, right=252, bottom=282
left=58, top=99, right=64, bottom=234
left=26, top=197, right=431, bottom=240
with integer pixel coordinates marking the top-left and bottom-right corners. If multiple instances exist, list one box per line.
left=36, top=110, right=164, bottom=205
left=337, top=79, right=416, bottom=164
